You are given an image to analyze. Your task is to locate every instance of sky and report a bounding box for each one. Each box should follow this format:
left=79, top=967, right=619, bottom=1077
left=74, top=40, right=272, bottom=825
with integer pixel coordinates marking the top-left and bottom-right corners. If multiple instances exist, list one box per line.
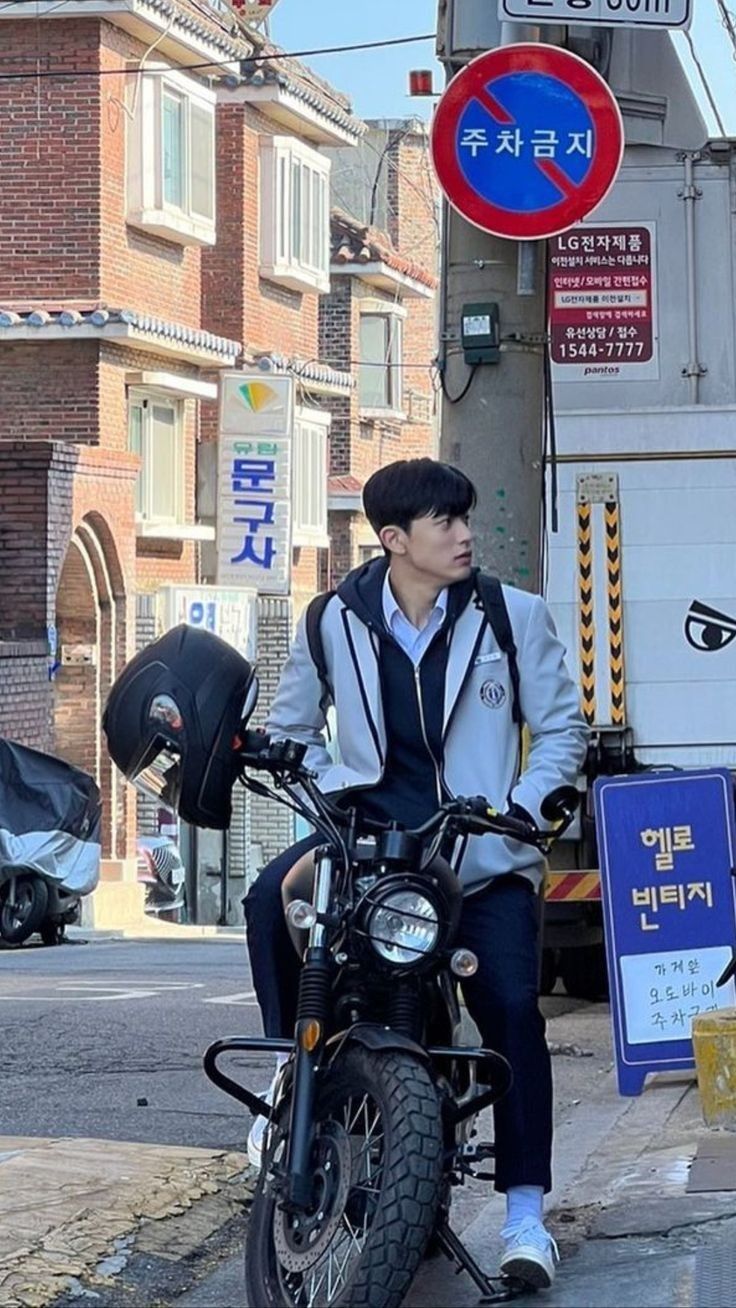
left=270, top=0, right=736, bottom=136
left=270, top=0, right=439, bottom=121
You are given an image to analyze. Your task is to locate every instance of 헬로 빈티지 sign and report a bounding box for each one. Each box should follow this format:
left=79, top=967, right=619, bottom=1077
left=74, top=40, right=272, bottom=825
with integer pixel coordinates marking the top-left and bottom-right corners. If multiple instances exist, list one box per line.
left=594, top=769, right=736, bottom=1095
left=549, top=222, right=659, bottom=382
left=216, top=374, right=295, bottom=595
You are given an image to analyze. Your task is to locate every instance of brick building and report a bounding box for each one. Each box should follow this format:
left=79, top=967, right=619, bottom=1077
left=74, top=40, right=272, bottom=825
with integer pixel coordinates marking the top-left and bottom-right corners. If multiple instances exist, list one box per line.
left=0, top=0, right=362, bottom=920
left=0, top=8, right=438, bottom=921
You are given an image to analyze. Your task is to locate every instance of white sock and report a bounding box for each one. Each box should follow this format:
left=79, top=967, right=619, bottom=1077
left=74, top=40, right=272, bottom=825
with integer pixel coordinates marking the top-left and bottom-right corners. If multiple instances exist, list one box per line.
left=505, top=1185, right=544, bottom=1231
left=275, top=1052, right=289, bottom=1072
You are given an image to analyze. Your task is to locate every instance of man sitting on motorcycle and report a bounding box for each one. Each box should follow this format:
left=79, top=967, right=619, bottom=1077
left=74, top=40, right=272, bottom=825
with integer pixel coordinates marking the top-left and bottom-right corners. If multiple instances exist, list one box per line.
left=244, top=457, right=588, bottom=1290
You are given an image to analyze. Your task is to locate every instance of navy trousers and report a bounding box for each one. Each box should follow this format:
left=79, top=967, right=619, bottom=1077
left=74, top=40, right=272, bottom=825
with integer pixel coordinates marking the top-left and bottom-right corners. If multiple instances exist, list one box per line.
left=243, top=838, right=553, bottom=1193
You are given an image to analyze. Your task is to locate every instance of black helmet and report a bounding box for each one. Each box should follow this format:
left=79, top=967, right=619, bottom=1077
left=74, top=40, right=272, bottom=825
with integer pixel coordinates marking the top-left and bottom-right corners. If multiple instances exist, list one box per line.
left=102, top=625, right=258, bottom=830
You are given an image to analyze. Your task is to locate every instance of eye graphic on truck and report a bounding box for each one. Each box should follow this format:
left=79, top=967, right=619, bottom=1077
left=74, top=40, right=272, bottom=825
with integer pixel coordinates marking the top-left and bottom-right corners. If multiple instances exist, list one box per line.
left=684, top=600, right=736, bottom=653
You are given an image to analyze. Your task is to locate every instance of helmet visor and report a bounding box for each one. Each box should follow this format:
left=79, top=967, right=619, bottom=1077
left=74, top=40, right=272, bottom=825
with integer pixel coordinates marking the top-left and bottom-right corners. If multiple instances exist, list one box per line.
left=134, top=742, right=183, bottom=811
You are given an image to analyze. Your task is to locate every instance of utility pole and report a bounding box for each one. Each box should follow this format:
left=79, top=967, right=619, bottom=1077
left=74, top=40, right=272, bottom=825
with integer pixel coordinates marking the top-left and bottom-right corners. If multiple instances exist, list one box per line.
left=437, top=3, right=554, bottom=593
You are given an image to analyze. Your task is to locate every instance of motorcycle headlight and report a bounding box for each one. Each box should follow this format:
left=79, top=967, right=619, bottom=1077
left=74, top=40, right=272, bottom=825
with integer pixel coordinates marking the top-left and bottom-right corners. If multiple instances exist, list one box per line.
left=367, top=890, right=439, bottom=966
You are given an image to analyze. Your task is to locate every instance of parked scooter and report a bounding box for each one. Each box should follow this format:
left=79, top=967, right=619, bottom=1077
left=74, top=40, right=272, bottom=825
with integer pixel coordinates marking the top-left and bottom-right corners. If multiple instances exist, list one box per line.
left=0, top=739, right=101, bottom=947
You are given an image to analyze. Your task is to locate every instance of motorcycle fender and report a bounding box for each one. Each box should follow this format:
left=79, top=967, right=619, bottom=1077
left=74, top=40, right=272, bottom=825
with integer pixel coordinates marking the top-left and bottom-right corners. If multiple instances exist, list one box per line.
left=325, top=1022, right=430, bottom=1067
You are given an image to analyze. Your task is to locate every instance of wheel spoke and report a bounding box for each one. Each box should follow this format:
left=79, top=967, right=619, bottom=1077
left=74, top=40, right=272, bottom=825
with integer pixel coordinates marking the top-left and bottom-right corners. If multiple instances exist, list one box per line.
left=275, top=1090, right=389, bottom=1306
left=342, top=1212, right=367, bottom=1255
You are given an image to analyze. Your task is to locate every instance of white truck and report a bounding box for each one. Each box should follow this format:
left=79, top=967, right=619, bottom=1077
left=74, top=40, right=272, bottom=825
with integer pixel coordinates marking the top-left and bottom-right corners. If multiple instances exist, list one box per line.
left=541, top=60, right=736, bottom=996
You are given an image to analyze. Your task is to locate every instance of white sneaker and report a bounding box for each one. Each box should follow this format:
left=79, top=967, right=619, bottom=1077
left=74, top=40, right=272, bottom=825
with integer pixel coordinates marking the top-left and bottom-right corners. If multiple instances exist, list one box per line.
left=247, top=1058, right=288, bottom=1170
left=499, top=1216, right=559, bottom=1289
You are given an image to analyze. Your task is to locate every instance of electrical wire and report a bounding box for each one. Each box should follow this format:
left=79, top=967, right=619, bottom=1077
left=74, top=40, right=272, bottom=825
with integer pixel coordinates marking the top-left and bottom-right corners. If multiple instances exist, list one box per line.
left=438, top=361, right=478, bottom=405
left=543, top=338, right=559, bottom=537
left=682, top=26, right=727, bottom=136
left=714, top=0, right=736, bottom=60
left=0, top=27, right=436, bottom=80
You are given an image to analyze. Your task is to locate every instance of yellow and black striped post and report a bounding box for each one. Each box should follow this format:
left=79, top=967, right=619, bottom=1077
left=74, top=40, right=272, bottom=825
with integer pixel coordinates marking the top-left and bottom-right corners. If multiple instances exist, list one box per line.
left=605, top=498, right=626, bottom=726
left=577, top=501, right=596, bottom=725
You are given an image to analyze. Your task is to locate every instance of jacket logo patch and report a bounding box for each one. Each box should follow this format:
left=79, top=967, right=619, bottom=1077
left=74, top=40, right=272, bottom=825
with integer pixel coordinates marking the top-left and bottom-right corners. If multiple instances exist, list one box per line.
left=480, top=679, right=507, bottom=709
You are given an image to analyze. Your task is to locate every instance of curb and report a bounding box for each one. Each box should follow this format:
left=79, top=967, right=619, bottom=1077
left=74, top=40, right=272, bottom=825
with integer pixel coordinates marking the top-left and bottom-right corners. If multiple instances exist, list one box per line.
left=67, top=925, right=245, bottom=943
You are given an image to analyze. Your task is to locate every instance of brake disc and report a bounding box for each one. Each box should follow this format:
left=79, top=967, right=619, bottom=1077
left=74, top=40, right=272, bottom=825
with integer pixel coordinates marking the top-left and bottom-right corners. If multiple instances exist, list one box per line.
left=273, top=1123, right=353, bottom=1274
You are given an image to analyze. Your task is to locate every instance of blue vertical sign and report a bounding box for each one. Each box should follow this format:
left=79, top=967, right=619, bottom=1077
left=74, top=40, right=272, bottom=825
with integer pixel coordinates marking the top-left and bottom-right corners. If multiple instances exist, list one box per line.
left=594, top=769, right=736, bottom=1096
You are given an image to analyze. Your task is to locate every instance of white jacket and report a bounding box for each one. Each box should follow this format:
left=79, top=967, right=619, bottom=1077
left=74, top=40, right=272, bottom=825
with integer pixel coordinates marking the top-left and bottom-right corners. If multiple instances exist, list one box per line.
left=267, top=576, right=588, bottom=891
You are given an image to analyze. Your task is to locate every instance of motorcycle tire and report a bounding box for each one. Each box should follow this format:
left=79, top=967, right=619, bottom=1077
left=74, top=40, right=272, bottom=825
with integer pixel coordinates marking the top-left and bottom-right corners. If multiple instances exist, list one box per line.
left=246, top=1045, right=444, bottom=1308
left=0, top=876, right=49, bottom=945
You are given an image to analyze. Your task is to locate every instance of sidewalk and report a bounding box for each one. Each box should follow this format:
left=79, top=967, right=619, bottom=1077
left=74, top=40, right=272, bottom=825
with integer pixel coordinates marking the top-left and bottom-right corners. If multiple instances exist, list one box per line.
left=407, top=1072, right=736, bottom=1307
left=65, top=923, right=245, bottom=944
left=3, top=1055, right=735, bottom=1306
left=0, top=1136, right=251, bottom=1308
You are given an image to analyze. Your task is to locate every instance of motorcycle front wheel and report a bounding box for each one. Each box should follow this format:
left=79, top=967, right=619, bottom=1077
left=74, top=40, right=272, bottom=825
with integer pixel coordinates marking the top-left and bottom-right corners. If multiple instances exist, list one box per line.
left=246, top=1045, right=444, bottom=1308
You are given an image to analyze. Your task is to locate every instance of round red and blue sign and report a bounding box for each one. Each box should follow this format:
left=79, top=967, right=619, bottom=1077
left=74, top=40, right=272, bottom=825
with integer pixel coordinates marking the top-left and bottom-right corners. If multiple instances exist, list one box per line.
left=430, top=44, right=624, bottom=241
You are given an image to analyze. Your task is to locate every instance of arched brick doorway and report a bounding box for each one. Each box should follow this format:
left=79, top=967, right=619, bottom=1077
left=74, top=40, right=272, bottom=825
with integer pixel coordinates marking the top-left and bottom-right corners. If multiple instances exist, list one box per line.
left=53, top=514, right=127, bottom=859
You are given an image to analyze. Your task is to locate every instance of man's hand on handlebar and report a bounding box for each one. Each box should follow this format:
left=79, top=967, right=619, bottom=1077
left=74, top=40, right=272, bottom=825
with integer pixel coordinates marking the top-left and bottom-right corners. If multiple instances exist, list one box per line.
left=235, top=729, right=310, bottom=774
left=234, top=728, right=579, bottom=850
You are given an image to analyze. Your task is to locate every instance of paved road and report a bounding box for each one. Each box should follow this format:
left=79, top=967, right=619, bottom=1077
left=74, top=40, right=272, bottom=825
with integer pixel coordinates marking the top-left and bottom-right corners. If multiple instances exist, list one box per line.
left=0, top=936, right=608, bottom=1149
left=1, top=937, right=614, bottom=1306
left=0, top=936, right=266, bottom=1149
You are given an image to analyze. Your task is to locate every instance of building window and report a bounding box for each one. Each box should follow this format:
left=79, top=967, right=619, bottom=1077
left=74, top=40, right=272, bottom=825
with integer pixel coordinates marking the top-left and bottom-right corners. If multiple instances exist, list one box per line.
left=128, top=394, right=183, bottom=524
left=293, top=408, right=330, bottom=545
left=261, top=137, right=331, bottom=294
left=127, top=68, right=216, bottom=247
left=359, top=309, right=404, bottom=414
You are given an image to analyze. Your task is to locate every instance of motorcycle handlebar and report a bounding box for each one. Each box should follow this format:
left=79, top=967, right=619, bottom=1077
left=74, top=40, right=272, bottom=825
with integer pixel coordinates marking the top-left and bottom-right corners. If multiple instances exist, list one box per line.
left=235, top=731, right=578, bottom=849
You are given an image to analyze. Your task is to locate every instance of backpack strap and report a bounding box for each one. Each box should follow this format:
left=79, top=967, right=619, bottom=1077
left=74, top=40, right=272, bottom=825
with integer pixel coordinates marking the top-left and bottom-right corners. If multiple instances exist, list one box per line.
left=475, top=574, right=522, bottom=727
left=305, top=590, right=335, bottom=719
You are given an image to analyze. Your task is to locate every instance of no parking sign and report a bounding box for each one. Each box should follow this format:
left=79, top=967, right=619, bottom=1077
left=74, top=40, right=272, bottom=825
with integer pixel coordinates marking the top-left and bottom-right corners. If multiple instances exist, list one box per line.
left=431, top=44, right=624, bottom=240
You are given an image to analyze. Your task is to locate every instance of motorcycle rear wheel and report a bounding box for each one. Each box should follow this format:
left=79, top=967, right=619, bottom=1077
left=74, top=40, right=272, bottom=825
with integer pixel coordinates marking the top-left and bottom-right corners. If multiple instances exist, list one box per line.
left=246, top=1045, right=444, bottom=1308
left=0, top=875, right=49, bottom=945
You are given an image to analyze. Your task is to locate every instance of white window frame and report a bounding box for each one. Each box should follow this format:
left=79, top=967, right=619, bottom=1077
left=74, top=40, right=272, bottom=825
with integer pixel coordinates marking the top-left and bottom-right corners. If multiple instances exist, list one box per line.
left=358, top=299, right=407, bottom=419
left=292, top=406, right=330, bottom=547
left=128, top=390, right=185, bottom=527
left=127, top=66, right=216, bottom=248
left=260, top=136, right=331, bottom=294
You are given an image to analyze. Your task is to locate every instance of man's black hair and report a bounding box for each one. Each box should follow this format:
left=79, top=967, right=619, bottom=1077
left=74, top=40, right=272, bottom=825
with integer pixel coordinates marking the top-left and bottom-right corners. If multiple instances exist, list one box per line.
left=362, top=458, right=477, bottom=538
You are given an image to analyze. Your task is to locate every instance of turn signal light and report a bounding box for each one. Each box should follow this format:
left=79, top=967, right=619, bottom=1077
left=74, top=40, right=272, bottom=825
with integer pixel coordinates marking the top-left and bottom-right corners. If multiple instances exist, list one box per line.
left=300, top=1020, right=322, bottom=1052
left=451, top=949, right=479, bottom=978
left=286, top=900, right=317, bottom=930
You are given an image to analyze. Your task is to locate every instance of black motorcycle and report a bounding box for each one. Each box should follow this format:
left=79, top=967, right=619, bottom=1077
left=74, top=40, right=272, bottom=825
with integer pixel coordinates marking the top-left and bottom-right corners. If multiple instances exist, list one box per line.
left=204, top=731, right=578, bottom=1308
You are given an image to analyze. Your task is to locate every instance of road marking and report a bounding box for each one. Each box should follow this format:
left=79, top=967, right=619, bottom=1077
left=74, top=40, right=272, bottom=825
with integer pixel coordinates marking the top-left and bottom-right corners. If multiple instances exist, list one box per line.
left=56, top=981, right=206, bottom=991
left=0, top=990, right=159, bottom=1002
left=0, top=981, right=208, bottom=1003
left=0, top=980, right=258, bottom=1005
left=201, top=990, right=258, bottom=1006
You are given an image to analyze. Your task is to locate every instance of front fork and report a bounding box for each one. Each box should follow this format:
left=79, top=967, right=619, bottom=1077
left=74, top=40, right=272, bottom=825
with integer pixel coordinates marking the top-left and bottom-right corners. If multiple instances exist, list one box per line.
left=284, top=847, right=334, bottom=1209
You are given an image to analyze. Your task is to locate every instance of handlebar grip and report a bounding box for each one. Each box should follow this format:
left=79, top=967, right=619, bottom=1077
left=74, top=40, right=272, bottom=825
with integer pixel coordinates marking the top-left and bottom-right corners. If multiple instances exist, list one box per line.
left=238, top=728, right=271, bottom=751
left=456, top=796, right=538, bottom=842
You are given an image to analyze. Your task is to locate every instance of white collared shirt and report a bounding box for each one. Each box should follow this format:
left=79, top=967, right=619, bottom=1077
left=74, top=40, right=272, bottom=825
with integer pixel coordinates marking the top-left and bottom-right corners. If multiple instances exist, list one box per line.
left=382, top=572, right=448, bottom=668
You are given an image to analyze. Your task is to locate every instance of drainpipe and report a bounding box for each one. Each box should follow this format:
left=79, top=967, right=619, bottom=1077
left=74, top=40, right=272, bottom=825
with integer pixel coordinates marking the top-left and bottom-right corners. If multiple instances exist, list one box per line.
left=680, top=152, right=706, bottom=404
